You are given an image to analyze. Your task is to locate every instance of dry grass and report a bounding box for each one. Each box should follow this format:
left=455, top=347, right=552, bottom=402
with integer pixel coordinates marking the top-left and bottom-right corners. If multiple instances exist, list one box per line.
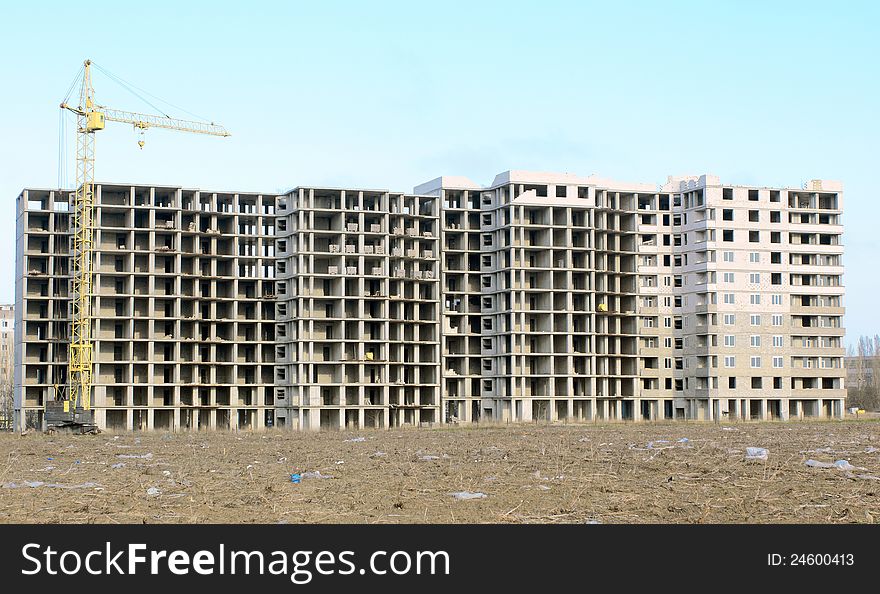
left=1, top=420, right=878, bottom=524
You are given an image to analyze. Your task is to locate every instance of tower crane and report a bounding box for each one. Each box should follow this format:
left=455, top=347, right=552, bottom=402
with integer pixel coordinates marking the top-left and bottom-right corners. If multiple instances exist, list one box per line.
left=50, top=59, right=230, bottom=432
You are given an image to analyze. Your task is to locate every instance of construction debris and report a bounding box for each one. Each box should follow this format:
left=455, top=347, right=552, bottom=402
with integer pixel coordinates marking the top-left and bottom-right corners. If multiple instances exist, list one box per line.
left=451, top=491, right=486, bottom=500
left=745, top=447, right=769, bottom=461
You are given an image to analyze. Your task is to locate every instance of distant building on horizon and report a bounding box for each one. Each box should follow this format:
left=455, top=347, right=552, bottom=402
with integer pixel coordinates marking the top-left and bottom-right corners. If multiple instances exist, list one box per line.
left=0, top=304, right=14, bottom=429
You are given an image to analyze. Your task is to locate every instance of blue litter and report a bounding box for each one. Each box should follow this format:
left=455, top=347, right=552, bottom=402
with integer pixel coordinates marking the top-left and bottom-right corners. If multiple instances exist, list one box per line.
left=290, top=473, right=301, bottom=484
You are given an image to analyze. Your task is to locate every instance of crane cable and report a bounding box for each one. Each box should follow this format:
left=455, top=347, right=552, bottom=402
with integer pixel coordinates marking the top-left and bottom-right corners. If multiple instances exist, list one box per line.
left=57, top=109, right=66, bottom=188
left=58, top=63, right=84, bottom=189
left=91, top=61, right=214, bottom=124
left=60, top=63, right=84, bottom=106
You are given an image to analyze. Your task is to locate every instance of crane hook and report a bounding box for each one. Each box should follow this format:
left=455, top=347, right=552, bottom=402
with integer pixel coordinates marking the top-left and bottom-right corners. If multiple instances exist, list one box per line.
left=137, top=129, right=145, bottom=149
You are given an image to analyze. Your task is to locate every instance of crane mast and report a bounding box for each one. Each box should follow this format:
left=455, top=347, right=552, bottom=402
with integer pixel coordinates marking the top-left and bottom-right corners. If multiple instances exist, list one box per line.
left=51, top=59, right=229, bottom=432
left=68, top=60, right=98, bottom=422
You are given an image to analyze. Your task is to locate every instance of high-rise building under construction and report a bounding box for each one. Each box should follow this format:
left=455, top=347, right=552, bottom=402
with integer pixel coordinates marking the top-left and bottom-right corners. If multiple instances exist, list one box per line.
left=14, top=171, right=846, bottom=430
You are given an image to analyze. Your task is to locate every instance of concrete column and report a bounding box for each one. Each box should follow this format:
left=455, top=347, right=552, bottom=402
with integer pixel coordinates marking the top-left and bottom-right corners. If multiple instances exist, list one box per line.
left=780, top=399, right=789, bottom=421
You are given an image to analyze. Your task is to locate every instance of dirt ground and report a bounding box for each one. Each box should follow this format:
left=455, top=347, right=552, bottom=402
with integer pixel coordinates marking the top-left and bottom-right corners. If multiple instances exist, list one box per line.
left=1, top=420, right=879, bottom=524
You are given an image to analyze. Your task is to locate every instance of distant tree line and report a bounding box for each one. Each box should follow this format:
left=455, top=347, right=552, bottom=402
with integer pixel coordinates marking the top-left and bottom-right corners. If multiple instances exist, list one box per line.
left=847, top=335, right=880, bottom=411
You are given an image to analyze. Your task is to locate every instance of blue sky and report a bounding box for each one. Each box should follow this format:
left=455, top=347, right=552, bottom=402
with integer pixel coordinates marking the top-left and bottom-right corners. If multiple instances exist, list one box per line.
left=1, top=1, right=876, bottom=344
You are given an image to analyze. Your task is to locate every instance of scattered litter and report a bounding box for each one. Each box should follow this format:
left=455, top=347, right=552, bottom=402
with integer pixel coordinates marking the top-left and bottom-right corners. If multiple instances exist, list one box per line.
left=110, top=463, right=125, bottom=469
left=585, top=519, right=602, bottom=524
left=636, top=440, right=673, bottom=452
left=46, top=457, right=53, bottom=461
left=451, top=491, right=486, bottom=500
left=814, top=446, right=833, bottom=453
left=866, top=447, right=879, bottom=454
left=745, top=447, right=769, bottom=461
left=301, top=471, right=333, bottom=480
left=677, top=438, right=689, bottom=443
left=344, top=437, right=366, bottom=443
left=833, top=460, right=860, bottom=471
left=804, top=459, right=878, bottom=480
left=578, top=437, right=590, bottom=443
left=804, top=459, right=863, bottom=471
left=116, top=453, right=153, bottom=459
left=34, top=466, right=55, bottom=472
left=420, top=455, right=440, bottom=461
left=721, top=427, right=735, bottom=431
left=162, top=470, right=172, bottom=477
left=146, top=487, right=161, bottom=496
left=335, top=460, right=345, bottom=465
left=804, top=459, right=835, bottom=469
left=537, top=485, right=551, bottom=491
left=3, top=481, right=100, bottom=490
left=290, top=473, right=301, bottom=484
left=370, top=451, right=386, bottom=458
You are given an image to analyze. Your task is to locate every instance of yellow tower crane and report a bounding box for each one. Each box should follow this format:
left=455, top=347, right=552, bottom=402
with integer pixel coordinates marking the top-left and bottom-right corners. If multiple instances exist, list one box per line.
left=50, top=59, right=230, bottom=432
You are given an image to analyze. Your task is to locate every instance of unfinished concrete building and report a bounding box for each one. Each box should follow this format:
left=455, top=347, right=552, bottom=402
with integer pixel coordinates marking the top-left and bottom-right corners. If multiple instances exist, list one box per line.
left=13, top=170, right=845, bottom=431
left=668, top=175, right=846, bottom=420
left=272, top=188, right=441, bottom=430
left=416, top=170, right=845, bottom=423
left=418, top=172, right=646, bottom=423
left=14, top=185, right=278, bottom=431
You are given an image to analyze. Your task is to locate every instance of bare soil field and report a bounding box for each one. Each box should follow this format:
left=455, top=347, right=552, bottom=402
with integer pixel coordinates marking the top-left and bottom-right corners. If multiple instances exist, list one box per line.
left=1, top=420, right=879, bottom=524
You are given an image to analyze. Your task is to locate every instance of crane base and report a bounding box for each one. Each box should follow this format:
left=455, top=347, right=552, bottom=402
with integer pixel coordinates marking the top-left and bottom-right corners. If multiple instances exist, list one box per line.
left=45, top=401, right=99, bottom=434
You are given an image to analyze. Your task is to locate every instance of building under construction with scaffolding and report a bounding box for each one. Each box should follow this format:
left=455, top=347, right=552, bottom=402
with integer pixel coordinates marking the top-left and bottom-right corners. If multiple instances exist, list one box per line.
left=14, top=170, right=847, bottom=431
